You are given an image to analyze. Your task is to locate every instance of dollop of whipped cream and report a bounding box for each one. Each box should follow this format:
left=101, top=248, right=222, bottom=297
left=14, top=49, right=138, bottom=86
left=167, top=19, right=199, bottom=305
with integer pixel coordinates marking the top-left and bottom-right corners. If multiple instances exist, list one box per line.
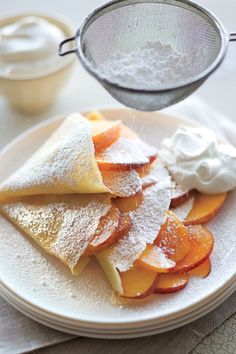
left=0, top=16, right=65, bottom=78
left=159, top=125, right=236, bottom=194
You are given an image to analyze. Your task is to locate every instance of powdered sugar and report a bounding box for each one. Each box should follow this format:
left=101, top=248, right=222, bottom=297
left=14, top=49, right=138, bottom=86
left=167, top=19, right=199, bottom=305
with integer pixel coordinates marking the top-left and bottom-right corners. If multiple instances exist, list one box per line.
left=98, top=40, right=195, bottom=89
left=142, top=160, right=168, bottom=188
left=1, top=194, right=111, bottom=271
left=96, top=137, right=157, bottom=167
left=101, top=169, right=142, bottom=197
left=110, top=164, right=171, bottom=271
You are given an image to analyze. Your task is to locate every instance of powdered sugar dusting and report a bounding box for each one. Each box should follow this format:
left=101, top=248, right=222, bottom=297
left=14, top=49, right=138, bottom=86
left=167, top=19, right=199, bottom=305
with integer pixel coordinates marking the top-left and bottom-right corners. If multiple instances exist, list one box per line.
left=1, top=194, right=111, bottom=270
left=142, top=159, right=171, bottom=187
left=102, top=169, right=142, bottom=197
left=171, top=196, right=195, bottom=221
left=110, top=164, right=171, bottom=271
left=98, top=40, right=201, bottom=89
left=171, top=180, right=189, bottom=200
left=96, top=137, right=157, bottom=166
left=0, top=113, right=107, bottom=199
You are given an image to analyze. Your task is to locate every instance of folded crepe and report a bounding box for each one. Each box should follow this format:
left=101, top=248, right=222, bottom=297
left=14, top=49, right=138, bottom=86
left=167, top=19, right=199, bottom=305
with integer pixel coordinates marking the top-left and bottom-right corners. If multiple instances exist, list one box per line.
left=0, top=193, right=112, bottom=273
left=0, top=113, right=108, bottom=201
left=0, top=113, right=114, bottom=273
left=0, top=112, right=157, bottom=274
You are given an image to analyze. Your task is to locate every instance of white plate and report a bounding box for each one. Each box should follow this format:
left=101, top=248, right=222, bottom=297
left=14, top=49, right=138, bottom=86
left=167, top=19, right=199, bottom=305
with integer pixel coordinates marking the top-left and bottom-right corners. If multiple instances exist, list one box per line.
left=0, top=109, right=236, bottom=334
left=1, top=276, right=236, bottom=338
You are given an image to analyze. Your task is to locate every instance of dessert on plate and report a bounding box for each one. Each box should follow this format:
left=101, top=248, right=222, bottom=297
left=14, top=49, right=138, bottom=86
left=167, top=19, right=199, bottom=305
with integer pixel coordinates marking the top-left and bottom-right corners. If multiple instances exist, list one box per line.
left=0, top=111, right=235, bottom=301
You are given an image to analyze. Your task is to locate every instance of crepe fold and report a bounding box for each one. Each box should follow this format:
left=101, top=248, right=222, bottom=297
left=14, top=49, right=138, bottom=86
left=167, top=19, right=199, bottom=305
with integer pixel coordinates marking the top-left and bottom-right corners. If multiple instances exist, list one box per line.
left=0, top=194, right=112, bottom=273
left=0, top=113, right=108, bottom=201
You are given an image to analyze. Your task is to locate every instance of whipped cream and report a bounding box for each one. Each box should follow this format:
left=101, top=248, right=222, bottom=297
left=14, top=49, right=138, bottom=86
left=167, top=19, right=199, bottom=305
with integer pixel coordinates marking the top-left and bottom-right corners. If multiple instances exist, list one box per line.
left=0, top=16, right=65, bottom=78
left=160, top=125, right=236, bottom=194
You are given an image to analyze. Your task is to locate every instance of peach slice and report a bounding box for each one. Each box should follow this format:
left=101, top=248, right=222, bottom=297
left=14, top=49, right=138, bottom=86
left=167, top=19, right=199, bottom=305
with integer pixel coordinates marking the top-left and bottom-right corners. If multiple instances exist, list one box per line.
left=85, top=209, right=132, bottom=256
left=184, top=192, right=227, bottom=225
left=101, top=169, right=142, bottom=197
left=96, top=249, right=158, bottom=298
left=87, top=110, right=105, bottom=121
left=113, top=191, right=143, bottom=213
left=188, top=258, right=211, bottom=278
left=120, top=267, right=159, bottom=298
left=172, top=225, right=214, bottom=273
left=115, top=214, right=132, bottom=239
left=155, top=273, right=189, bottom=293
left=155, top=211, right=190, bottom=262
left=170, top=181, right=193, bottom=208
left=136, top=162, right=154, bottom=179
left=96, top=137, right=157, bottom=171
left=135, top=245, right=176, bottom=273
left=91, top=120, right=121, bottom=153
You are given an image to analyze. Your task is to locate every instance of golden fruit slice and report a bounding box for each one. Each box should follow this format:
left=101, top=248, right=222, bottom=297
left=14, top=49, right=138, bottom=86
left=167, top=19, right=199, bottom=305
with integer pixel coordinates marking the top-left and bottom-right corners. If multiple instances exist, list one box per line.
left=135, top=245, right=176, bottom=273
left=96, top=137, right=157, bottom=171
left=85, top=212, right=131, bottom=256
left=101, top=169, right=142, bottom=197
left=172, top=225, right=214, bottom=273
left=188, top=258, right=211, bottom=278
left=86, top=110, right=105, bottom=121
left=120, top=267, right=158, bottom=298
left=184, top=192, right=227, bottom=225
left=113, top=191, right=143, bottom=213
left=170, top=181, right=193, bottom=208
left=155, top=211, right=190, bottom=262
left=155, top=273, right=188, bottom=293
left=91, top=120, right=121, bottom=152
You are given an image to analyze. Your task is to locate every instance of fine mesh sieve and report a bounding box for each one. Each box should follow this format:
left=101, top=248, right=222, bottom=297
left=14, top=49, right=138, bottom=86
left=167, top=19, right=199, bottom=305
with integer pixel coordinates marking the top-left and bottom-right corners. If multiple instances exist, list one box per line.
left=59, top=0, right=236, bottom=111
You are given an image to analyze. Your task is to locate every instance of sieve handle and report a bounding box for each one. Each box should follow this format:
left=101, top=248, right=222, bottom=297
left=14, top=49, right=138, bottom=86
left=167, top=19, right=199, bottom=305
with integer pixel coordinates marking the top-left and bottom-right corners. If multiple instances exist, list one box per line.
left=59, top=37, right=76, bottom=56
left=229, top=33, right=236, bottom=42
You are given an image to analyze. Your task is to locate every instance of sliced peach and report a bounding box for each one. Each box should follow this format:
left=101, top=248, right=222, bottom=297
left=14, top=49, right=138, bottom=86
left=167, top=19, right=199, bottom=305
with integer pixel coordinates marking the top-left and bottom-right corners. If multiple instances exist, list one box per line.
left=85, top=210, right=132, bottom=256
left=155, top=211, right=190, bottom=262
left=188, top=258, right=211, bottom=278
left=172, top=225, right=214, bottom=273
left=115, top=213, right=132, bottom=239
left=155, top=273, right=188, bottom=293
left=96, top=137, right=157, bottom=171
left=101, top=169, right=142, bottom=197
left=135, top=245, right=176, bottom=273
left=87, top=110, right=105, bottom=121
left=84, top=206, right=119, bottom=255
left=136, top=162, right=153, bottom=179
left=170, top=181, right=193, bottom=208
left=120, top=267, right=159, bottom=298
left=96, top=247, right=158, bottom=298
left=184, top=192, right=227, bottom=225
left=113, top=191, right=143, bottom=213
left=91, top=120, right=121, bottom=152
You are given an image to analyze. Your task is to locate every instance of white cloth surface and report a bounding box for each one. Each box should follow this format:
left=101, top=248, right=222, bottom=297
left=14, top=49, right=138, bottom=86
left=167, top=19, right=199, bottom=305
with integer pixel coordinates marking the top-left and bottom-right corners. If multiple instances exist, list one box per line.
left=0, top=97, right=236, bottom=354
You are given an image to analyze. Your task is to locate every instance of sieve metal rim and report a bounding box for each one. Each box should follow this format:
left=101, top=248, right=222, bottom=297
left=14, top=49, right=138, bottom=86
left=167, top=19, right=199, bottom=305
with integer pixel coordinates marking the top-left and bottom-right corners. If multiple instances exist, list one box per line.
left=75, top=0, right=229, bottom=93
